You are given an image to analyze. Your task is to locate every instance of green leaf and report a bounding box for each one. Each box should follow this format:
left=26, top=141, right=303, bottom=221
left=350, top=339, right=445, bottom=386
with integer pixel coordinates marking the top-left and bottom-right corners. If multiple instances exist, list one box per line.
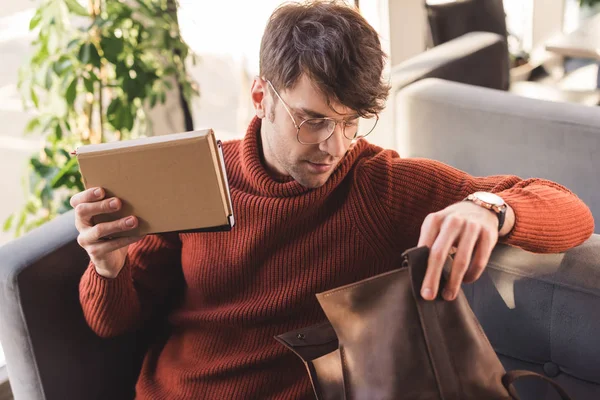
left=78, top=42, right=90, bottom=64
left=40, top=184, right=52, bottom=208
left=122, top=105, right=134, bottom=131
left=30, top=87, right=39, bottom=108
left=24, top=200, right=39, bottom=214
left=40, top=117, right=57, bottom=134
left=100, top=36, right=124, bottom=64
left=54, top=124, right=63, bottom=140
left=50, top=156, right=78, bottom=188
left=107, top=98, right=124, bottom=130
left=53, top=57, right=73, bottom=75
left=25, top=117, right=41, bottom=134
left=107, top=97, right=122, bottom=116
left=149, top=92, right=157, bottom=108
left=84, top=76, right=95, bottom=93
left=64, top=0, right=89, bottom=16
left=31, top=40, right=49, bottom=66
left=160, top=91, right=166, bottom=104
left=66, top=77, right=77, bottom=105
left=3, top=214, right=14, bottom=232
left=29, top=9, right=43, bottom=31
left=52, top=174, right=70, bottom=189
left=123, top=76, right=144, bottom=101
left=59, top=149, right=71, bottom=159
left=43, top=147, right=54, bottom=158
left=15, top=210, right=27, bottom=237
left=31, top=158, right=52, bottom=177
left=88, top=43, right=101, bottom=68
left=25, top=200, right=37, bottom=214
left=116, top=106, right=128, bottom=131
left=75, top=176, right=85, bottom=191
left=44, top=65, right=53, bottom=89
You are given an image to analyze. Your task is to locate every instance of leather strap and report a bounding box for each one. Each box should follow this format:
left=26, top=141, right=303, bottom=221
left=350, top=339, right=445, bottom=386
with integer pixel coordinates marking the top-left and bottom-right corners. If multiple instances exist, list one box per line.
left=503, top=370, right=573, bottom=400
left=407, top=249, right=461, bottom=399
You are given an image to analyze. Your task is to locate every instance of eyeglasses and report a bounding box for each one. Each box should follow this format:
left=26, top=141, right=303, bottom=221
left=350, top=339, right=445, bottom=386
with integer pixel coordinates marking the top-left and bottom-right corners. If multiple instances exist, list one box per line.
left=266, top=80, right=378, bottom=145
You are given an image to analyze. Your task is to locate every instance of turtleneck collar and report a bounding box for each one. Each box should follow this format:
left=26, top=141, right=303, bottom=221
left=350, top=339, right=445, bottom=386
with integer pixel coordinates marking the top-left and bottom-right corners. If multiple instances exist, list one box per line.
left=238, top=116, right=370, bottom=198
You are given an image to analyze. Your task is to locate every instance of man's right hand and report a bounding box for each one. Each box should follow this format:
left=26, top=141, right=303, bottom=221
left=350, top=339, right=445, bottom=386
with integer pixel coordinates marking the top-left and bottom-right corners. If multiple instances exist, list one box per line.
left=71, top=187, right=144, bottom=278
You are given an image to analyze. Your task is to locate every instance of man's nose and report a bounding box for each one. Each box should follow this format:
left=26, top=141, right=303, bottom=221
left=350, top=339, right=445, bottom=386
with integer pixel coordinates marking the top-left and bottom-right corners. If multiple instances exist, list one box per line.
left=319, top=123, right=347, bottom=158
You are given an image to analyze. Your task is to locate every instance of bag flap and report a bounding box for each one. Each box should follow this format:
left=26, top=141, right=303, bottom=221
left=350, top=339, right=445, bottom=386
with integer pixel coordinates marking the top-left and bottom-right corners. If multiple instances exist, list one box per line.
left=274, top=321, right=338, bottom=362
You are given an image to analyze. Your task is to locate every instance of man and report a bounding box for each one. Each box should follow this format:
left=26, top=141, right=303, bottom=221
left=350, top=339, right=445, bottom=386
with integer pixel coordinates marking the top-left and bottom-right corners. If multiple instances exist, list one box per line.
left=72, top=2, right=594, bottom=399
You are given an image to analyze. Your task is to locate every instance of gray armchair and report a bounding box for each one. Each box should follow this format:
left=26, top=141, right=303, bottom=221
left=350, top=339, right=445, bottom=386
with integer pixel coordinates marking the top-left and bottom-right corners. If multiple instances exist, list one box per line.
left=0, top=211, right=147, bottom=400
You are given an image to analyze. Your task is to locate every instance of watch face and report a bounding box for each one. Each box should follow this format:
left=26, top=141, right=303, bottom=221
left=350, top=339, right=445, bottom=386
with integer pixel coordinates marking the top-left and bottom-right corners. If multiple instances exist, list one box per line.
left=473, top=191, right=505, bottom=206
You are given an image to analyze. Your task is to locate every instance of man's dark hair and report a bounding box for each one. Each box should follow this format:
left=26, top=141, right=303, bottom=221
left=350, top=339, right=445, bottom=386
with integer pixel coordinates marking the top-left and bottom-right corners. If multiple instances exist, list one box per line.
left=259, top=1, right=389, bottom=116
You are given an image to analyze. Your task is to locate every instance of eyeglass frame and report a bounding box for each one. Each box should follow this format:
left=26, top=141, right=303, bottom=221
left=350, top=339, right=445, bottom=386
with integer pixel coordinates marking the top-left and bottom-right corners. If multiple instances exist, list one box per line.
left=265, top=79, right=379, bottom=145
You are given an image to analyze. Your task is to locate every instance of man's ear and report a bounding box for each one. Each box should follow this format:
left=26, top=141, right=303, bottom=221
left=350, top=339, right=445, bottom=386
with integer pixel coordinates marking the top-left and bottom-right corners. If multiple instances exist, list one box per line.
left=251, top=77, right=267, bottom=119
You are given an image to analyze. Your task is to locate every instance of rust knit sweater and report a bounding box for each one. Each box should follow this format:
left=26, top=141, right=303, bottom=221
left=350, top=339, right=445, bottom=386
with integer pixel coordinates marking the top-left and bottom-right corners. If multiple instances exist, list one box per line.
left=80, top=117, right=594, bottom=399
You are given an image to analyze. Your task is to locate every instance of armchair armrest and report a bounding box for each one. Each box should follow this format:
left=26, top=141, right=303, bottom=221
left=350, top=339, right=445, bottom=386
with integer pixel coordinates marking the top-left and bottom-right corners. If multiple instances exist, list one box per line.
left=0, top=211, right=146, bottom=400
left=389, top=31, right=509, bottom=95
left=464, top=235, right=600, bottom=397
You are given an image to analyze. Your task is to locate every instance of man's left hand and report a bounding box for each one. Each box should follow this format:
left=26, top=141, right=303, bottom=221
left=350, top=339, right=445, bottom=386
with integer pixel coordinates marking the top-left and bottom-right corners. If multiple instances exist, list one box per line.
left=417, top=201, right=506, bottom=301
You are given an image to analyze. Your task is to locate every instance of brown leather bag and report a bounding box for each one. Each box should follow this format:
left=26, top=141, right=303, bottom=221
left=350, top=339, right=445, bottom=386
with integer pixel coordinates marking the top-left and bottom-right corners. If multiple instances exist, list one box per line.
left=275, top=246, right=573, bottom=400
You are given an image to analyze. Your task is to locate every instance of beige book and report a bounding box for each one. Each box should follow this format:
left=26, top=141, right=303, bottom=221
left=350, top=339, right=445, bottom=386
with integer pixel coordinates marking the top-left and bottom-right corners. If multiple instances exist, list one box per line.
left=74, top=129, right=234, bottom=237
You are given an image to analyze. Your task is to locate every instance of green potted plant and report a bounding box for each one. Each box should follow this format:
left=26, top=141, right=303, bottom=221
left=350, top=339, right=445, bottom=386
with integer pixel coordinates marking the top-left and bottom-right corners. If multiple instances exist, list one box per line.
left=579, top=0, right=600, bottom=19
left=3, top=0, right=199, bottom=236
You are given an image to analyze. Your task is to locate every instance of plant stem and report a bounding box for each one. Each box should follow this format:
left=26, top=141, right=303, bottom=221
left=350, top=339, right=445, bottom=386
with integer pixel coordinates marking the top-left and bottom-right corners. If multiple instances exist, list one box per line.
left=96, top=0, right=105, bottom=143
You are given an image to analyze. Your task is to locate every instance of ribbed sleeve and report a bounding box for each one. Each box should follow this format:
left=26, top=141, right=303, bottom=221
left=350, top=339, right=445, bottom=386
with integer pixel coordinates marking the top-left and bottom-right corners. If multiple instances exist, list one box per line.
left=79, top=232, right=183, bottom=338
left=498, top=179, right=594, bottom=252
left=79, top=258, right=140, bottom=337
left=355, top=154, right=593, bottom=254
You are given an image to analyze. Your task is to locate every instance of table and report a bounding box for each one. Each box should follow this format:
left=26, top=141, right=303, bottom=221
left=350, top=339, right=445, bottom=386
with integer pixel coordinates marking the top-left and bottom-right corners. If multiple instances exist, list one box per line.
left=546, top=13, right=600, bottom=60
left=545, top=12, right=600, bottom=88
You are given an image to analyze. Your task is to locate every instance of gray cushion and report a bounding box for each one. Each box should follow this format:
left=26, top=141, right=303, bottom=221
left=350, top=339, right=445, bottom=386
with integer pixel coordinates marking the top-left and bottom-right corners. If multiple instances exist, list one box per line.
left=396, top=78, right=600, bottom=232
left=464, top=235, right=600, bottom=399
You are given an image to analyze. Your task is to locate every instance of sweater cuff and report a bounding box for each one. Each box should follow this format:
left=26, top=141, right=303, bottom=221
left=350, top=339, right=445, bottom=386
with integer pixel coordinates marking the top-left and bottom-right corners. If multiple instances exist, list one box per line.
left=88, top=257, right=132, bottom=285
left=81, top=257, right=135, bottom=311
left=496, top=190, right=593, bottom=253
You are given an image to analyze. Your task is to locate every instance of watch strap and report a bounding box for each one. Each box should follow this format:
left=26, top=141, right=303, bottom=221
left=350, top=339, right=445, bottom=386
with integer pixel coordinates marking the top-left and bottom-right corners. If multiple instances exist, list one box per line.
left=463, top=194, right=507, bottom=232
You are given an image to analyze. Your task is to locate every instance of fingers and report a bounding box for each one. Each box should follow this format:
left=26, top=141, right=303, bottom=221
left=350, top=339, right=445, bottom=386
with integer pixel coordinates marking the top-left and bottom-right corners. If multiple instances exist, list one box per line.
left=418, top=212, right=442, bottom=248
left=74, top=196, right=123, bottom=229
left=463, top=229, right=496, bottom=283
left=421, top=214, right=463, bottom=300
left=70, top=187, right=105, bottom=208
left=85, top=235, right=144, bottom=260
left=77, top=216, right=138, bottom=247
left=442, top=221, right=480, bottom=300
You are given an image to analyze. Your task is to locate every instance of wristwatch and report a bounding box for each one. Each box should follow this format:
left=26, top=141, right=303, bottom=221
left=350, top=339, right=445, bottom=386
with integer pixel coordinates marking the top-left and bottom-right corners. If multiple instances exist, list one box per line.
left=463, top=192, right=507, bottom=231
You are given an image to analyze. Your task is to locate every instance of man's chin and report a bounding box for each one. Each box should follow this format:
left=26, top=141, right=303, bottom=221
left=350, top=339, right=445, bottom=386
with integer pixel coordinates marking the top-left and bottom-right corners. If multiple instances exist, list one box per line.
left=293, top=172, right=331, bottom=189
